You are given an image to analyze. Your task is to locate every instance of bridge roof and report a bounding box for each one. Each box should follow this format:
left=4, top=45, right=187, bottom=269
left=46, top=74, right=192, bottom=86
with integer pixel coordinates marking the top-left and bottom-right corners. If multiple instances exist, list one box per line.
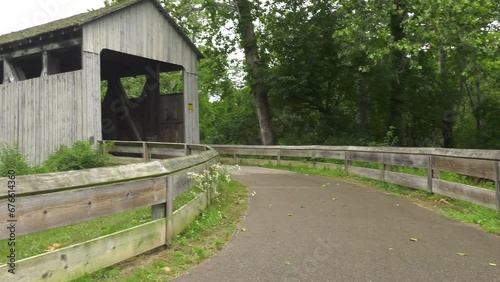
left=0, top=0, right=203, bottom=59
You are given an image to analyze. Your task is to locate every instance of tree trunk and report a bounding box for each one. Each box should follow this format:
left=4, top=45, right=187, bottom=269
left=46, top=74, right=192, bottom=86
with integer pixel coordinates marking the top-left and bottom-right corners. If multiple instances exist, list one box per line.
left=473, top=79, right=483, bottom=146
left=439, top=47, right=454, bottom=148
left=388, top=0, right=406, bottom=145
left=236, top=0, right=276, bottom=145
left=356, top=72, right=370, bottom=136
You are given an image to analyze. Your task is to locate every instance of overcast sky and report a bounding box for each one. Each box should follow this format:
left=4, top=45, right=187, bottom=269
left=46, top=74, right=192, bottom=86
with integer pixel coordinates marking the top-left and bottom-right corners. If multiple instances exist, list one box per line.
left=0, top=0, right=105, bottom=36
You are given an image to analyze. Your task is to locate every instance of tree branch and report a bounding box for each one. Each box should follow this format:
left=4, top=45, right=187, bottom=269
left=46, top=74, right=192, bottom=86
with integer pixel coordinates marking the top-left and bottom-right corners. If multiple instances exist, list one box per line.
left=290, top=94, right=331, bottom=115
left=178, top=2, right=237, bottom=20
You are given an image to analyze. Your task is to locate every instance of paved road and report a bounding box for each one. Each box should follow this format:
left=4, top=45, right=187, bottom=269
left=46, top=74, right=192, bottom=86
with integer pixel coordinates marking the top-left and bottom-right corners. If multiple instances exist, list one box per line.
left=175, top=167, right=500, bottom=282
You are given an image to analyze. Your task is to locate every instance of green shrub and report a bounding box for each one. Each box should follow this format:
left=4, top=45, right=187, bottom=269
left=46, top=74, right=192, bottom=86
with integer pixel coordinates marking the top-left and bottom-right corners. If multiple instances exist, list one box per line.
left=0, top=142, right=32, bottom=176
left=42, top=141, right=112, bottom=172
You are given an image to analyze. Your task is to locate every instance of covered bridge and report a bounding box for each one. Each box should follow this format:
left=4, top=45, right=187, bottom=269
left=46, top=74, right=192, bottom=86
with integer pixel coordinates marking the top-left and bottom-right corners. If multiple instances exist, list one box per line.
left=0, top=0, right=201, bottom=162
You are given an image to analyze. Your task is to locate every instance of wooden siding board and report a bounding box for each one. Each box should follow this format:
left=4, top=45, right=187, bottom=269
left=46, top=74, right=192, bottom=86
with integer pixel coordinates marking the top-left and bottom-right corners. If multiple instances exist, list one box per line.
left=0, top=70, right=97, bottom=163
left=82, top=1, right=198, bottom=72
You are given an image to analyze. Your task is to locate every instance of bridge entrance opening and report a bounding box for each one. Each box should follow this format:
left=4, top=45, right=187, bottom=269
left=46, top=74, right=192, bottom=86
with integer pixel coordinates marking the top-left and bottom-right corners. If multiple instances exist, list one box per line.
left=100, top=49, right=185, bottom=143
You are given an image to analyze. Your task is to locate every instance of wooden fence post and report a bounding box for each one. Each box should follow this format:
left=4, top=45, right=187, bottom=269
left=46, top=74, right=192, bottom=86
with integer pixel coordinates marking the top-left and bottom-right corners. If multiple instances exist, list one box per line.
left=185, top=144, right=192, bottom=156
left=143, top=142, right=150, bottom=162
left=166, top=175, right=174, bottom=245
left=495, top=161, right=500, bottom=213
left=382, top=153, right=392, bottom=182
left=151, top=177, right=167, bottom=221
left=344, top=151, right=351, bottom=173
left=427, top=155, right=433, bottom=193
left=432, top=155, right=440, bottom=179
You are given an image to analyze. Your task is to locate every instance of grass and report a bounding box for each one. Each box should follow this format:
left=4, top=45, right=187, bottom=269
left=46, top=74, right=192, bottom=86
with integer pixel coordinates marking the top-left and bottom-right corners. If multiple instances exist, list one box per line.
left=259, top=163, right=500, bottom=235
left=0, top=179, right=247, bottom=281
left=0, top=179, right=242, bottom=264
left=0, top=208, right=152, bottom=262
left=73, top=180, right=248, bottom=281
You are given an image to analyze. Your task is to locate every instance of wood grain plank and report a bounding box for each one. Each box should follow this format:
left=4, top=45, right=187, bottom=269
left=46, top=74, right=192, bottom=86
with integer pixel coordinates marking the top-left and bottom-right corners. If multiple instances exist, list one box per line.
left=312, top=150, right=345, bottom=160
left=432, top=179, right=496, bottom=209
left=432, top=156, right=495, bottom=180
left=0, top=219, right=166, bottom=281
left=148, top=147, right=185, bottom=157
left=173, top=191, right=208, bottom=236
left=280, top=149, right=311, bottom=158
left=172, top=162, right=207, bottom=198
left=213, top=147, right=278, bottom=156
left=348, top=166, right=383, bottom=181
left=348, top=151, right=383, bottom=163
left=0, top=161, right=169, bottom=198
left=384, top=171, right=429, bottom=191
left=108, top=145, right=144, bottom=154
left=382, top=153, right=428, bottom=168
left=0, top=178, right=166, bottom=239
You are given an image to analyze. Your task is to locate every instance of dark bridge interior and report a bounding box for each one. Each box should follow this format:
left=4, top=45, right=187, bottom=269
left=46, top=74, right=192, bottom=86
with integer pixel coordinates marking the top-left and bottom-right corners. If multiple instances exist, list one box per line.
left=100, top=49, right=185, bottom=143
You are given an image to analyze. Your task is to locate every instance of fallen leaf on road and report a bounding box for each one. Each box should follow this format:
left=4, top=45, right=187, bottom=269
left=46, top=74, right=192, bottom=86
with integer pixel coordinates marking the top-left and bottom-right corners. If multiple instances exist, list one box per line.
left=241, top=227, right=247, bottom=232
left=457, top=252, right=467, bottom=256
left=284, top=260, right=292, bottom=265
left=409, top=238, right=418, bottom=242
left=288, top=213, right=294, bottom=217
left=332, top=198, right=336, bottom=201
left=300, top=205, right=305, bottom=208
left=396, top=204, right=400, bottom=207
left=489, top=263, right=497, bottom=267
left=389, top=248, right=394, bottom=251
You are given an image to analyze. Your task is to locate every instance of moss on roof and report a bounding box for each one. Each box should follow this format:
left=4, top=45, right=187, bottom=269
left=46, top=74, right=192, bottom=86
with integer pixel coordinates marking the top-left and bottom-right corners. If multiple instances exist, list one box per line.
left=0, top=0, right=203, bottom=58
left=0, top=0, right=140, bottom=45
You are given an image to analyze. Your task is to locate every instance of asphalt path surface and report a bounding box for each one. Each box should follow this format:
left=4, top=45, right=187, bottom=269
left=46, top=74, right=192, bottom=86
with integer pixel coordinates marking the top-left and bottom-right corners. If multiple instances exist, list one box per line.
left=175, top=166, right=500, bottom=282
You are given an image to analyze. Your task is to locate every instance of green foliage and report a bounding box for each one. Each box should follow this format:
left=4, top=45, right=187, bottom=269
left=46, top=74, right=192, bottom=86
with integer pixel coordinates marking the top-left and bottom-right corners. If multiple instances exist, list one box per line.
left=103, top=0, right=500, bottom=149
left=42, top=141, right=112, bottom=172
left=73, top=180, right=248, bottom=281
left=383, top=126, right=399, bottom=147
left=0, top=143, right=32, bottom=176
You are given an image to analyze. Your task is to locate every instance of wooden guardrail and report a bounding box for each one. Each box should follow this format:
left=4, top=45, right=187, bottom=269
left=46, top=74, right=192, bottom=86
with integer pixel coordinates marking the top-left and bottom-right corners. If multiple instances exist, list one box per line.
left=211, top=145, right=500, bottom=211
left=0, top=142, right=219, bottom=281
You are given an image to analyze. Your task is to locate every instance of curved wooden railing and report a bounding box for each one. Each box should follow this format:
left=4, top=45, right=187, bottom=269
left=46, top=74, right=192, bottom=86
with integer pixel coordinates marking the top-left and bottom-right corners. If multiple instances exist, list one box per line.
left=0, top=141, right=219, bottom=281
left=211, top=145, right=500, bottom=211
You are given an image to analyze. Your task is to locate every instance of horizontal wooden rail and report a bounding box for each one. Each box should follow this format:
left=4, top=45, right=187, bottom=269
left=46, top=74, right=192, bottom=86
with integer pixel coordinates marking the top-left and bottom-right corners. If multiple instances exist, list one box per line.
left=0, top=142, right=220, bottom=281
left=211, top=145, right=500, bottom=211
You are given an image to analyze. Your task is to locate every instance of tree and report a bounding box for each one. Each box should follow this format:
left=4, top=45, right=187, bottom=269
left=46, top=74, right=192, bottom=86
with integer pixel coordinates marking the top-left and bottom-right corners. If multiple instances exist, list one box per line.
left=163, top=0, right=276, bottom=144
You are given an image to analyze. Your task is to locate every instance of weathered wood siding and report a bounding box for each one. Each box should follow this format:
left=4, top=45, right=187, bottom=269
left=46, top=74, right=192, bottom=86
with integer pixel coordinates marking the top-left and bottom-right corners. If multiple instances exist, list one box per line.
left=0, top=70, right=101, bottom=163
left=82, top=51, right=102, bottom=145
left=82, top=1, right=199, bottom=143
left=184, top=71, right=199, bottom=143
left=82, top=1, right=197, bottom=72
